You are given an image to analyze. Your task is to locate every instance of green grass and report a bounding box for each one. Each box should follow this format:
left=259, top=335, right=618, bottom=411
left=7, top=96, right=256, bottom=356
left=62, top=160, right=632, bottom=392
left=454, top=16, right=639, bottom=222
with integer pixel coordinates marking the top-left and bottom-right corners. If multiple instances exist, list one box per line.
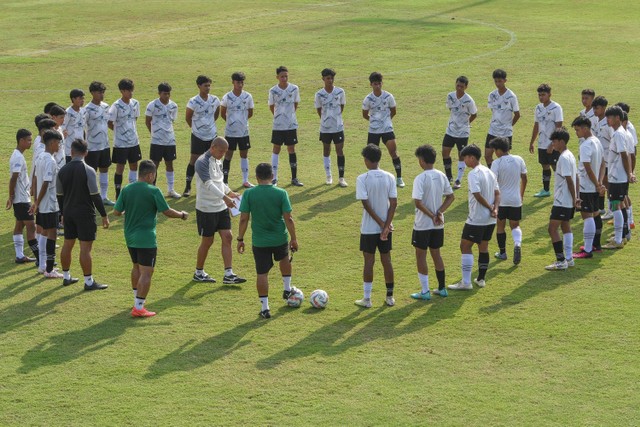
left=1, top=0, right=640, bottom=425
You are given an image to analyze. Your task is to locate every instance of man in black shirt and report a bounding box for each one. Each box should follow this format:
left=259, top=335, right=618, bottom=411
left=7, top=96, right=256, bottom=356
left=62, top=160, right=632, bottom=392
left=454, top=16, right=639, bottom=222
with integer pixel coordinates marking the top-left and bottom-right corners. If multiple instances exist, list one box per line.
left=57, top=139, right=110, bottom=290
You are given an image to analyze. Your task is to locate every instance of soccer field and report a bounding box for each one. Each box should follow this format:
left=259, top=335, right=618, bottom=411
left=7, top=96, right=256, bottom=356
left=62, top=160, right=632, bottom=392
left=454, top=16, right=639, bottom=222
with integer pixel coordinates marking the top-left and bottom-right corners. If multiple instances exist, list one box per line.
left=1, top=1, right=639, bottom=425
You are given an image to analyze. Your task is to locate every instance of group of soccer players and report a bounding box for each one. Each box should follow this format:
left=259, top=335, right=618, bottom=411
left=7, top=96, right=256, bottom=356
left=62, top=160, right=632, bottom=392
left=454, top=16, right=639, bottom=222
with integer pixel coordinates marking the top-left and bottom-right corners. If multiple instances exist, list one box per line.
left=7, top=66, right=637, bottom=317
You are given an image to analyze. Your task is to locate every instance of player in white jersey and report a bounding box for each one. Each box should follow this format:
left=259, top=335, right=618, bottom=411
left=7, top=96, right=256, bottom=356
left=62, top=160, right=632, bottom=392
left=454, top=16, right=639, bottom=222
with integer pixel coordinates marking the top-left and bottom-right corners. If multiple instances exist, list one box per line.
left=30, top=130, right=64, bottom=278
left=442, top=75, right=478, bottom=190
left=315, top=68, right=347, bottom=187
left=108, top=78, right=141, bottom=200
left=489, top=137, right=527, bottom=265
left=220, top=72, right=254, bottom=188
left=269, top=66, right=303, bottom=187
left=184, top=75, right=220, bottom=196
left=62, top=89, right=86, bottom=163
left=355, top=144, right=397, bottom=307
left=545, top=128, right=578, bottom=270
left=146, top=82, right=180, bottom=199
left=85, top=81, right=114, bottom=205
left=410, top=145, right=455, bottom=300
left=485, top=69, right=520, bottom=169
left=449, top=144, right=500, bottom=290
left=571, top=116, right=605, bottom=259
left=8, top=129, right=39, bottom=264
left=616, top=102, right=637, bottom=231
left=362, top=72, right=404, bottom=187
left=579, top=89, right=597, bottom=129
left=529, top=84, right=563, bottom=198
left=49, top=105, right=68, bottom=171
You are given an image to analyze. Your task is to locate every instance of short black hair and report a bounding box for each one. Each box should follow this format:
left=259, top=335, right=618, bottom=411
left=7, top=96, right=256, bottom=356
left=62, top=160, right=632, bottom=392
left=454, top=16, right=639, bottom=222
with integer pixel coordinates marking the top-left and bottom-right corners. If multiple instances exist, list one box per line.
left=489, top=137, right=510, bottom=152
left=37, top=118, right=56, bottom=132
left=571, top=115, right=592, bottom=128
left=158, top=82, right=172, bottom=93
left=118, top=78, right=134, bottom=91
left=231, top=72, right=246, bottom=82
left=550, top=127, right=570, bottom=143
left=369, top=72, right=382, bottom=84
left=196, top=75, right=212, bottom=86
left=622, top=111, right=628, bottom=122
left=592, top=96, right=608, bottom=108
left=256, top=163, right=273, bottom=180
left=456, top=75, right=469, bottom=86
left=43, top=129, right=63, bottom=144
left=43, top=102, right=58, bottom=114
left=605, top=105, right=624, bottom=119
left=34, top=113, right=51, bottom=127
left=89, top=81, right=106, bottom=93
left=16, top=128, right=32, bottom=143
left=321, top=68, right=336, bottom=78
left=70, top=88, right=85, bottom=99
left=492, top=69, right=507, bottom=79
left=581, top=88, right=595, bottom=97
left=361, top=144, right=382, bottom=163
left=138, top=160, right=156, bottom=177
left=70, top=139, right=88, bottom=154
left=49, top=104, right=66, bottom=117
left=460, top=144, right=481, bottom=159
left=615, top=102, right=630, bottom=113
left=276, top=66, right=288, bottom=75
left=537, top=84, right=551, bottom=94
left=414, top=144, right=436, bottom=164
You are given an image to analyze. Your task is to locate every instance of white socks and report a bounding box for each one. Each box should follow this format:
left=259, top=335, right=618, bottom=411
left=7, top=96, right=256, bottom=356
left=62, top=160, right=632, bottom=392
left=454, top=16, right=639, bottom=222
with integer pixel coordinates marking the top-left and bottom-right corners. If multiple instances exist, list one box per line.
left=283, top=275, right=291, bottom=291
left=166, top=171, right=174, bottom=192
left=418, top=273, right=429, bottom=293
left=583, top=217, right=596, bottom=252
left=100, top=172, right=109, bottom=199
left=613, top=209, right=624, bottom=244
left=271, top=154, right=279, bottom=181
left=511, top=227, right=522, bottom=247
left=324, top=156, right=331, bottom=178
left=363, top=282, right=372, bottom=299
left=128, top=170, right=137, bottom=184
left=13, top=234, right=24, bottom=258
left=456, top=161, right=466, bottom=181
left=563, top=232, right=574, bottom=260
left=240, top=158, right=249, bottom=183
left=461, top=254, right=474, bottom=285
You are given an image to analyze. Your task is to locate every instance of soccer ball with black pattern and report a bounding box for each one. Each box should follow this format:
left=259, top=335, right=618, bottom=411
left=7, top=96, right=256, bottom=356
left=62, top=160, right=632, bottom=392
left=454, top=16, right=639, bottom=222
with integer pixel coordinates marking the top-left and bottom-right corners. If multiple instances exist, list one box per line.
left=286, top=288, right=304, bottom=308
left=310, top=289, right=328, bottom=309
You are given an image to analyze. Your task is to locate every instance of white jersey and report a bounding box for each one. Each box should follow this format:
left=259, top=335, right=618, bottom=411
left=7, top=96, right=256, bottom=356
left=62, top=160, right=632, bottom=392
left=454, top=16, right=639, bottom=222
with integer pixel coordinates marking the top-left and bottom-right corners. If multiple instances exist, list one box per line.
left=31, top=136, right=45, bottom=177
left=315, top=87, right=346, bottom=133
left=490, top=154, right=527, bottom=207
left=356, top=168, right=397, bottom=234
left=624, top=128, right=635, bottom=167
left=466, top=165, right=499, bottom=226
left=534, top=101, right=563, bottom=149
left=594, top=117, right=612, bottom=155
left=62, top=106, right=86, bottom=156
left=362, top=90, right=396, bottom=134
left=54, top=128, right=66, bottom=169
left=221, top=90, right=254, bottom=138
left=577, top=136, right=603, bottom=193
left=85, top=101, right=110, bottom=151
left=580, top=107, right=598, bottom=131
left=109, top=98, right=140, bottom=148
left=627, top=121, right=638, bottom=153
left=488, top=88, right=519, bottom=137
left=608, top=126, right=628, bottom=184
left=269, top=83, right=300, bottom=131
left=10, top=149, right=31, bottom=204
left=412, top=169, right=453, bottom=231
left=145, top=99, right=178, bottom=146
left=554, top=150, right=577, bottom=208
left=446, top=92, right=477, bottom=138
left=187, top=94, right=220, bottom=140
left=35, top=152, right=59, bottom=213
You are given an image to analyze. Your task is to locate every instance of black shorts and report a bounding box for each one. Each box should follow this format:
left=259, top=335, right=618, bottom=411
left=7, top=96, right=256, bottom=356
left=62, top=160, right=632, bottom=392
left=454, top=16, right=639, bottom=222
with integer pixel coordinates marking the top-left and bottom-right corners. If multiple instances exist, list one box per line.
left=149, top=144, right=177, bottom=162
left=86, top=148, right=112, bottom=169
left=196, top=209, right=231, bottom=237
left=128, top=247, right=157, bottom=267
left=538, top=148, right=560, bottom=166
left=367, top=132, right=395, bottom=146
left=13, top=202, right=34, bottom=221
left=411, top=229, right=444, bottom=250
left=550, top=206, right=575, bottom=221
left=608, top=182, right=629, bottom=201
left=112, top=146, right=142, bottom=165
left=497, top=206, right=522, bottom=221
left=319, top=132, right=345, bottom=144
left=442, top=134, right=468, bottom=151
left=191, top=134, right=214, bottom=155
left=579, top=192, right=599, bottom=213
left=63, top=213, right=97, bottom=241
left=461, top=223, right=496, bottom=244
left=360, top=232, right=392, bottom=254
left=598, top=194, right=606, bottom=210
left=252, top=243, right=289, bottom=275
left=36, top=211, right=59, bottom=229
left=271, top=130, right=298, bottom=146
left=485, top=134, right=512, bottom=149
left=226, top=136, right=251, bottom=151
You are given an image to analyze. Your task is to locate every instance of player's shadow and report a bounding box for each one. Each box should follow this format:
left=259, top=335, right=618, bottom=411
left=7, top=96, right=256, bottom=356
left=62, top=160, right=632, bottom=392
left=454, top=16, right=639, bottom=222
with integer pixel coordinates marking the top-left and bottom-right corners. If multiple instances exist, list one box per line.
left=256, top=292, right=473, bottom=370
left=288, top=183, right=340, bottom=206
left=297, top=186, right=359, bottom=221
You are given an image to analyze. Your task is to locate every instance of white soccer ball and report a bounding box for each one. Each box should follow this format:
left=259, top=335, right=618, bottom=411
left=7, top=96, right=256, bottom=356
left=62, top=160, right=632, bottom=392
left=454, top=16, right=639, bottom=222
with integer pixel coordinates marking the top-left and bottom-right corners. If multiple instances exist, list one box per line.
left=310, top=289, right=328, bottom=309
left=287, top=288, right=304, bottom=307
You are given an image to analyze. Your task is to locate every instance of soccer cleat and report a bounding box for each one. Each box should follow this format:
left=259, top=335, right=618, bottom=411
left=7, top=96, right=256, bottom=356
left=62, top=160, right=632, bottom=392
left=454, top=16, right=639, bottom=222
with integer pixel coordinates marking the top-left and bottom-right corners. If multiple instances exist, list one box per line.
left=453, top=180, right=461, bottom=190
left=354, top=298, right=372, bottom=308
left=283, top=286, right=298, bottom=301
left=385, top=296, right=395, bottom=306
left=271, top=179, right=278, bottom=186
left=474, top=278, right=486, bottom=288
left=242, top=181, right=254, bottom=188
left=325, top=176, right=333, bottom=185
left=513, top=245, right=522, bottom=265
left=223, top=273, right=247, bottom=284
left=601, top=210, right=613, bottom=220
left=566, top=259, right=575, bottom=267
left=291, top=178, right=304, bottom=187
left=494, top=252, right=507, bottom=260
left=410, top=291, right=431, bottom=301
left=259, top=309, right=271, bottom=319
left=131, top=307, right=156, bottom=317
left=572, top=249, right=593, bottom=259
left=602, top=240, right=624, bottom=250
left=43, top=269, right=64, bottom=279
left=338, top=177, right=348, bottom=187
left=193, top=272, right=216, bottom=283
left=545, top=260, right=568, bottom=270
left=102, top=198, right=115, bottom=206
left=37, top=267, right=46, bottom=274
left=534, top=189, right=551, bottom=197
left=432, top=288, right=448, bottom=297
left=62, top=277, right=79, bottom=286
left=84, top=281, right=108, bottom=291
left=167, top=190, right=181, bottom=199
left=15, top=256, right=36, bottom=264
left=182, top=188, right=191, bottom=197
left=396, top=177, right=405, bottom=188
left=448, top=280, right=473, bottom=290
left=580, top=245, right=602, bottom=253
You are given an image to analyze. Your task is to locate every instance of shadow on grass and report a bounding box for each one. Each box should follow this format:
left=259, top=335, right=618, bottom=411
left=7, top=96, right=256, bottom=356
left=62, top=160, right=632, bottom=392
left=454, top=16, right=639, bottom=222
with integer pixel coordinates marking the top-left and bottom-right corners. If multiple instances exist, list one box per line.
left=298, top=185, right=358, bottom=221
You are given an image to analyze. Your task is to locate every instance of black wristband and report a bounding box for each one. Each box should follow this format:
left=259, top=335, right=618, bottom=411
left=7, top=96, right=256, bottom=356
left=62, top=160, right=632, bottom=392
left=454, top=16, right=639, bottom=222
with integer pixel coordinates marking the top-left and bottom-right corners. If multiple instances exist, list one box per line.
left=237, top=238, right=244, bottom=242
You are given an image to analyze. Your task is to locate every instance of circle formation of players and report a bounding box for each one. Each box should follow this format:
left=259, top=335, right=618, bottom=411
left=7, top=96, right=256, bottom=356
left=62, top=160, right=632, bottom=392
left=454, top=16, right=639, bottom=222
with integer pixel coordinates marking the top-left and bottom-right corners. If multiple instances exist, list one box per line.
left=7, top=67, right=636, bottom=319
